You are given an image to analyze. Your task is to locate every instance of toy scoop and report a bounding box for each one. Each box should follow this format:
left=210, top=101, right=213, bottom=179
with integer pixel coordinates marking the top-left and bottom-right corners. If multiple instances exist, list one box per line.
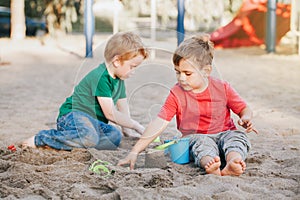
left=154, top=140, right=177, bottom=150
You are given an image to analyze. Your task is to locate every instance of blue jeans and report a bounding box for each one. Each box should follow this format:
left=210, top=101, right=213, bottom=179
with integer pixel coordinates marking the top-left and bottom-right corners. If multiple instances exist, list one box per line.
left=35, top=111, right=122, bottom=150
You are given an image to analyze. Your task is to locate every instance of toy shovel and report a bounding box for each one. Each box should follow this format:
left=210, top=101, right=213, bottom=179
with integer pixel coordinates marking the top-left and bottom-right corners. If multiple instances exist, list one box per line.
left=154, top=140, right=177, bottom=150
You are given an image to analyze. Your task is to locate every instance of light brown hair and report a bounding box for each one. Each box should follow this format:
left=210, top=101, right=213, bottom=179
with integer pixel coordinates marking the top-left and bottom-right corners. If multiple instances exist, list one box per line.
left=104, top=32, right=148, bottom=64
left=173, top=33, right=214, bottom=69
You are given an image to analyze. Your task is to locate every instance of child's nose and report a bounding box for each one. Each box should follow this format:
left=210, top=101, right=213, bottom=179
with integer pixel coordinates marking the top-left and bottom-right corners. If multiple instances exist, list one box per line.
left=178, top=74, right=186, bottom=81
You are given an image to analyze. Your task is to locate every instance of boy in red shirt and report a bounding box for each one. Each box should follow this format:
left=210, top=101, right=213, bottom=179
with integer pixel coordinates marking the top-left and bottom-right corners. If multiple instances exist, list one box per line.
left=118, top=34, right=258, bottom=176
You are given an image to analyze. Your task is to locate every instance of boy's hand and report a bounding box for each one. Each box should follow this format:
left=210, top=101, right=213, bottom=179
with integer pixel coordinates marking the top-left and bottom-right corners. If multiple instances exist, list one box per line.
left=132, top=120, right=145, bottom=134
left=117, top=152, right=138, bottom=170
left=122, top=127, right=141, bottom=138
left=238, top=118, right=259, bottom=134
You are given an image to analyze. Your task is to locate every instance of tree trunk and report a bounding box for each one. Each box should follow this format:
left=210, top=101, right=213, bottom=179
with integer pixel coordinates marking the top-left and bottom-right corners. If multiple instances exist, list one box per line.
left=10, top=0, right=26, bottom=40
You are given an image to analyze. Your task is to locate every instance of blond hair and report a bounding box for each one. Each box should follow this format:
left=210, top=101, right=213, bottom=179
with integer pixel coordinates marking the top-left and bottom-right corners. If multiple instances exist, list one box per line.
left=104, top=32, right=148, bottom=64
left=173, top=33, right=214, bottom=68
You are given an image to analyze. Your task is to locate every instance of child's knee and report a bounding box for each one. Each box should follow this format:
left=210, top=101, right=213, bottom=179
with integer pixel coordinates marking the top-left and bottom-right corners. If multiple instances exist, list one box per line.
left=79, top=131, right=100, bottom=148
left=106, top=127, right=122, bottom=147
left=94, top=126, right=122, bottom=150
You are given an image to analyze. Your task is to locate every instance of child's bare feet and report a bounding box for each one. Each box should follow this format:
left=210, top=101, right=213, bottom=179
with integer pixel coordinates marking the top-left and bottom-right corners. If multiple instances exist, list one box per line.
left=204, top=156, right=221, bottom=175
left=221, top=158, right=246, bottom=176
left=21, top=136, right=37, bottom=149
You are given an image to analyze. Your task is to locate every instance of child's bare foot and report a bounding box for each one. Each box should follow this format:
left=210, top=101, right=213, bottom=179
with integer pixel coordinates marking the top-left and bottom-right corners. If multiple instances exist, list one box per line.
left=21, top=136, right=37, bottom=149
left=221, top=158, right=246, bottom=176
left=204, top=156, right=221, bottom=175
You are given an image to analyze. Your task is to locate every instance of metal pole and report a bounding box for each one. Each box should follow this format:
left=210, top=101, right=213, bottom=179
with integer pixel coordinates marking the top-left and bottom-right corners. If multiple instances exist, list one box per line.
left=266, top=0, right=277, bottom=53
left=298, top=12, right=300, bottom=55
left=151, top=0, right=156, bottom=42
left=177, top=0, right=185, bottom=46
left=84, top=0, right=94, bottom=58
left=150, top=0, right=156, bottom=59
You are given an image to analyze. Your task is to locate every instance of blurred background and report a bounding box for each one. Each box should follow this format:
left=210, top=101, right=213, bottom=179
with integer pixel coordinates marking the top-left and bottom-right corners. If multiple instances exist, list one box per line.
left=0, top=0, right=299, bottom=54
left=0, top=0, right=244, bottom=35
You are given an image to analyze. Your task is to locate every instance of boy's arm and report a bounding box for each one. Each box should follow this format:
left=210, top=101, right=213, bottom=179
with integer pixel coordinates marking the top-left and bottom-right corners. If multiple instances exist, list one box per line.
left=117, top=117, right=169, bottom=170
left=97, top=97, right=144, bottom=134
left=116, top=98, right=130, bottom=114
left=238, top=106, right=258, bottom=134
left=116, top=98, right=142, bottom=137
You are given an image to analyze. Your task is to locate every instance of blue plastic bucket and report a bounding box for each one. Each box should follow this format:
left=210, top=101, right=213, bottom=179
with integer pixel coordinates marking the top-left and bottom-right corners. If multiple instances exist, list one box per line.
left=168, top=138, right=190, bottom=164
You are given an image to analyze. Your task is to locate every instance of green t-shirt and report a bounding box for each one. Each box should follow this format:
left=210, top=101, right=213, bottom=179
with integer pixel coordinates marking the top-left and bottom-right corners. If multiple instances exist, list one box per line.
left=58, top=63, right=126, bottom=123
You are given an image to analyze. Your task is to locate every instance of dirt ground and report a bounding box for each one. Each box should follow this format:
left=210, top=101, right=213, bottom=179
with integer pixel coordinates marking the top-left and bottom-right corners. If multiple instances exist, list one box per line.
left=0, top=33, right=299, bottom=199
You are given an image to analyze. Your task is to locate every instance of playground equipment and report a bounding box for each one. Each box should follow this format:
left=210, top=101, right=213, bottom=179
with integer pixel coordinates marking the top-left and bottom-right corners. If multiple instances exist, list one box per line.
left=177, top=0, right=185, bottom=45
left=210, top=0, right=291, bottom=50
left=266, top=0, right=277, bottom=53
left=290, top=0, right=300, bottom=54
left=84, top=0, right=158, bottom=58
left=83, top=0, right=299, bottom=57
left=84, top=0, right=94, bottom=58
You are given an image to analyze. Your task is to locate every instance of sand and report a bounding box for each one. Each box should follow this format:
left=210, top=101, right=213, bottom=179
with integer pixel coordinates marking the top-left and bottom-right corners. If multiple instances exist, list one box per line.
left=0, top=33, right=299, bottom=199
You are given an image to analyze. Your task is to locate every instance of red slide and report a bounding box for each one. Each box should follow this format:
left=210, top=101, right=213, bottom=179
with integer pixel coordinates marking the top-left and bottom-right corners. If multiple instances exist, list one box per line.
left=210, top=0, right=291, bottom=48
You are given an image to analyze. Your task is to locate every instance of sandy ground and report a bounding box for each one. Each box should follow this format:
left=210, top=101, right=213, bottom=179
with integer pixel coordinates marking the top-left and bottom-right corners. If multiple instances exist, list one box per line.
left=0, top=33, right=300, bottom=199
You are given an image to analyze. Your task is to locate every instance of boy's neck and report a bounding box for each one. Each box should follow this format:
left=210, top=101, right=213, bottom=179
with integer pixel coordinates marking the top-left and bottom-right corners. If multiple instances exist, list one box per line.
left=193, top=84, right=208, bottom=93
left=105, top=62, right=117, bottom=79
left=192, top=77, right=209, bottom=93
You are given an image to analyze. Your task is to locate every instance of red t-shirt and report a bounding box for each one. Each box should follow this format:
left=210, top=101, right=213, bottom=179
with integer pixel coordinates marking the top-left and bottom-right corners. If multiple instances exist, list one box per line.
left=158, top=77, right=247, bottom=136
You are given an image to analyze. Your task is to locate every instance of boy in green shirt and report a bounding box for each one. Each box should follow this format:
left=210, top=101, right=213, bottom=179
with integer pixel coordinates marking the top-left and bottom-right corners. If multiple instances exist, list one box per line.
left=22, top=32, right=148, bottom=150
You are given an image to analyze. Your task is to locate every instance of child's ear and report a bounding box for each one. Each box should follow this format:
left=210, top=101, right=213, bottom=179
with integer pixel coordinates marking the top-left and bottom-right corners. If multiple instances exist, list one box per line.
left=203, top=65, right=212, bottom=76
left=112, top=55, right=121, bottom=67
